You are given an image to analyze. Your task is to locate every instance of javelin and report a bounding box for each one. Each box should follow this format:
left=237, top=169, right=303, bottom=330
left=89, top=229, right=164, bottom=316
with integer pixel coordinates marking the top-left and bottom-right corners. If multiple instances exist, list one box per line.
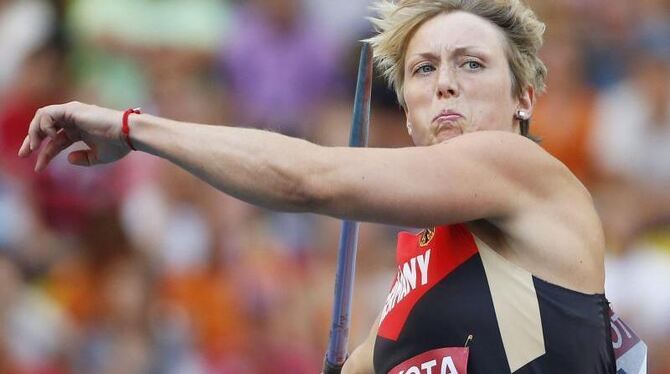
left=323, top=42, right=373, bottom=374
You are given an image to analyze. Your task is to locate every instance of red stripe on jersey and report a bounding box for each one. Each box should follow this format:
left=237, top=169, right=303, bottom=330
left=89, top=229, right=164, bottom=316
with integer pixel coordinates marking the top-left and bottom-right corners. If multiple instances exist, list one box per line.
left=378, top=224, right=479, bottom=341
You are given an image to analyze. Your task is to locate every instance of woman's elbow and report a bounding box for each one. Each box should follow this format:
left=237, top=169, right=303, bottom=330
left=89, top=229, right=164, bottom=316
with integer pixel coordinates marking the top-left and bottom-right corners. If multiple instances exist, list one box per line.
left=290, top=172, right=337, bottom=214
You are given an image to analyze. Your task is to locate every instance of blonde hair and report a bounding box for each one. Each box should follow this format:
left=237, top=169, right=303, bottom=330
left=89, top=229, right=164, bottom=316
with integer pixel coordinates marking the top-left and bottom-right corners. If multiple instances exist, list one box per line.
left=366, top=0, right=547, bottom=108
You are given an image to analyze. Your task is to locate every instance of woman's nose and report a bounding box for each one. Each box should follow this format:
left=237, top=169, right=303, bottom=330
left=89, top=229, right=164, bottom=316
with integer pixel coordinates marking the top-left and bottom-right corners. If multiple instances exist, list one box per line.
left=436, top=66, right=459, bottom=98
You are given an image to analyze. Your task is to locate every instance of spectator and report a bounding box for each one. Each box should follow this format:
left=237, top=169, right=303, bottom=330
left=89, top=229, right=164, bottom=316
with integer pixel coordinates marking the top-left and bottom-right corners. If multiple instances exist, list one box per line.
left=218, top=0, right=340, bottom=138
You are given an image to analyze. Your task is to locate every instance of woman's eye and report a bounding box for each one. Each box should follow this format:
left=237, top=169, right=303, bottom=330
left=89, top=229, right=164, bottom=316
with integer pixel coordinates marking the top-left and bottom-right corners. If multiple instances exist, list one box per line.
left=415, top=64, right=435, bottom=74
left=462, top=61, right=483, bottom=70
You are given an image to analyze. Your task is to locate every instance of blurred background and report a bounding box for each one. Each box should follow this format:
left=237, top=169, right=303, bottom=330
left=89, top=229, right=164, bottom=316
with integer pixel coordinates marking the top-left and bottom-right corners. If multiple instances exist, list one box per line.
left=0, top=0, right=668, bottom=372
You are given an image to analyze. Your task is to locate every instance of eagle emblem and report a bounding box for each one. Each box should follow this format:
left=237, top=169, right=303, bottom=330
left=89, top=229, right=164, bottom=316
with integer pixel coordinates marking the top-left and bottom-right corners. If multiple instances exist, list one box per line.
left=419, top=227, right=435, bottom=247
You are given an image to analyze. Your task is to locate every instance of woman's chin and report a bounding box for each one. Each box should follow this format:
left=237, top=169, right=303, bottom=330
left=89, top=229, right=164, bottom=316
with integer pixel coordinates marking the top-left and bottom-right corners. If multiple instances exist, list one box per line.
left=435, top=128, right=463, bottom=143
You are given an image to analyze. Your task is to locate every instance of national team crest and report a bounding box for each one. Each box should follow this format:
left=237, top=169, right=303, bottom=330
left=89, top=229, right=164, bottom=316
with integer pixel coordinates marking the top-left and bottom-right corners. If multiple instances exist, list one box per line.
left=419, top=227, right=435, bottom=247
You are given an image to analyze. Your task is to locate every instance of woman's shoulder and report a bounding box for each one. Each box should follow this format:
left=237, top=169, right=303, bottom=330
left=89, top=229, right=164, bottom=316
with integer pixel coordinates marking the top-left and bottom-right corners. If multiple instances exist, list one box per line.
left=438, top=130, right=569, bottom=174
left=444, top=130, right=587, bottom=207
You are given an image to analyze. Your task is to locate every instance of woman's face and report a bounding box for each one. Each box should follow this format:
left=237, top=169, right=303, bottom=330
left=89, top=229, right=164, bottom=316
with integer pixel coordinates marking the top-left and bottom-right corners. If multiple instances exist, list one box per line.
left=403, top=11, right=533, bottom=145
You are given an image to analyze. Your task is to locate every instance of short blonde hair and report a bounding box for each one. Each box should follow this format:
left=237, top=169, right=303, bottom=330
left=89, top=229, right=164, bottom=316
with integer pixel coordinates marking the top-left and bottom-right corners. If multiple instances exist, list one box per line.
left=366, top=0, right=547, bottom=108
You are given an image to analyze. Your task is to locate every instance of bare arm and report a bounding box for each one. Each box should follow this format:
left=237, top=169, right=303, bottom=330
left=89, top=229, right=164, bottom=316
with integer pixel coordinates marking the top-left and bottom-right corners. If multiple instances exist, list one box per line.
left=342, top=314, right=380, bottom=374
left=19, top=102, right=568, bottom=228
left=130, top=113, right=566, bottom=227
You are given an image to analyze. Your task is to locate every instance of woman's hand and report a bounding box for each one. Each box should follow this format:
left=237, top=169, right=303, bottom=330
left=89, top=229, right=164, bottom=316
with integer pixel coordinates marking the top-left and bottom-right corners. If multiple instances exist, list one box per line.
left=17, top=101, right=131, bottom=171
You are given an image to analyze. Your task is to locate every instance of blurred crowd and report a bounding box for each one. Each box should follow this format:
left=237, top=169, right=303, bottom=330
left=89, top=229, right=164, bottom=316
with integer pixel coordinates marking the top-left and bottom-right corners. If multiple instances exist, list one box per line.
left=0, top=0, right=668, bottom=373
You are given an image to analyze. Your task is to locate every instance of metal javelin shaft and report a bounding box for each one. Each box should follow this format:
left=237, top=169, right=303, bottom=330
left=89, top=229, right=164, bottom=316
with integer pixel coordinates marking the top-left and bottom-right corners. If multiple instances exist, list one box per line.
left=323, top=42, right=373, bottom=374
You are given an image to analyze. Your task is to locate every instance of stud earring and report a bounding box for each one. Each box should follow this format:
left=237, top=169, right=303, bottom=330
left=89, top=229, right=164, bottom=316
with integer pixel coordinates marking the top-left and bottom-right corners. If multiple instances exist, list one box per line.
left=406, top=123, right=413, bottom=136
left=516, top=110, right=530, bottom=120
left=516, top=110, right=532, bottom=137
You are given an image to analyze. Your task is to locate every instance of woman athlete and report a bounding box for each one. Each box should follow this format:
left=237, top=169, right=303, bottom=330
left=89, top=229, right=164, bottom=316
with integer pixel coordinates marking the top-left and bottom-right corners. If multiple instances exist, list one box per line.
left=19, top=1, right=616, bottom=372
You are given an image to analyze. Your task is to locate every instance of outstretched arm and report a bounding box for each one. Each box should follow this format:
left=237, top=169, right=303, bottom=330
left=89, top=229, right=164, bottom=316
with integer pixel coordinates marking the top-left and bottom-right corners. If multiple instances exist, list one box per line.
left=19, top=102, right=569, bottom=227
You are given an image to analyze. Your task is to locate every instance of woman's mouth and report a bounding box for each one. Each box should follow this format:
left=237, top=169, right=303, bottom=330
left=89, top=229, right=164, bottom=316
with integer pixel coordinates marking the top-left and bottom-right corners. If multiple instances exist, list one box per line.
left=433, top=110, right=463, bottom=123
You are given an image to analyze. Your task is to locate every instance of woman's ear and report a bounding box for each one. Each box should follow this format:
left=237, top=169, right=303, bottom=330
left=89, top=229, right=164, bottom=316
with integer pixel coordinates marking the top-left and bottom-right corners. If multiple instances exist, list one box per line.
left=517, top=85, right=536, bottom=117
left=516, top=86, right=537, bottom=138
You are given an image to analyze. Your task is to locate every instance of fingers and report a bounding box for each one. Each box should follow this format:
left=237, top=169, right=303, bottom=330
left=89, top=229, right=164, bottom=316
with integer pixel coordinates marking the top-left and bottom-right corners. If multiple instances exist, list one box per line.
left=67, top=150, right=96, bottom=167
left=34, top=130, right=76, bottom=172
left=18, top=135, right=30, bottom=157
left=40, top=113, right=59, bottom=139
left=27, top=108, right=52, bottom=153
left=18, top=113, right=43, bottom=157
left=20, top=103, right=76, bottom=158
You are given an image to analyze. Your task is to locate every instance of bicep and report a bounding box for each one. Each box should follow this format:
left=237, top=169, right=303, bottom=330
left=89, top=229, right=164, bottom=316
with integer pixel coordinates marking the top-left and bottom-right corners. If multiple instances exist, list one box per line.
left=311, top=131, right=552, bottom=227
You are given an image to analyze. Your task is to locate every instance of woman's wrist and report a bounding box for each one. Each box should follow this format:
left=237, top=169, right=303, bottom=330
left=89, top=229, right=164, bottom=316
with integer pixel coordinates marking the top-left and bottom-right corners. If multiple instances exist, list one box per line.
left=126, top=112, right=176, bottom=156
left=121, top=108, right=142, bottom=151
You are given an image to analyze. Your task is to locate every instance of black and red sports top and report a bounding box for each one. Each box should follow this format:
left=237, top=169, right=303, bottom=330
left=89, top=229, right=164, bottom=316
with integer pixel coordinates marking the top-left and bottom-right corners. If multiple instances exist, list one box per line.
left=374, top=224, right=616, bottom=374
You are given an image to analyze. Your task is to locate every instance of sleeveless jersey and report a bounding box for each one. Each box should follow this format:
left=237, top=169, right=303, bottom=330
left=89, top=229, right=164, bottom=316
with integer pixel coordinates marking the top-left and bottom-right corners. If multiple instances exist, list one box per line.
left=374, top=224, right=616, bottom=374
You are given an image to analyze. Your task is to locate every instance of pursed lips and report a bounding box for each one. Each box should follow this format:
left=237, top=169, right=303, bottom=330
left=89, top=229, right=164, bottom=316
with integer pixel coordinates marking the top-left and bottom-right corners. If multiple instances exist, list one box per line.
left=433, top=110, right=463, bottom=123
left=432, top=110, right=464, bottom=140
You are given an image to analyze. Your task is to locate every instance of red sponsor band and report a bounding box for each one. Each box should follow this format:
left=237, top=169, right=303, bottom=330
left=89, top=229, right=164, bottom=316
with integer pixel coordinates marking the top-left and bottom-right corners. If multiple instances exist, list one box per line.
left=388, top=347, right=469, bottom=374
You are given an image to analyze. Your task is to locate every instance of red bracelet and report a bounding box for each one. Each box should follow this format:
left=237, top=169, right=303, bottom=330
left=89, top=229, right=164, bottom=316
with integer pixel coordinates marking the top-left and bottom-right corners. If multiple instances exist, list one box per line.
left=122, top=108, right=142, bottom=151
